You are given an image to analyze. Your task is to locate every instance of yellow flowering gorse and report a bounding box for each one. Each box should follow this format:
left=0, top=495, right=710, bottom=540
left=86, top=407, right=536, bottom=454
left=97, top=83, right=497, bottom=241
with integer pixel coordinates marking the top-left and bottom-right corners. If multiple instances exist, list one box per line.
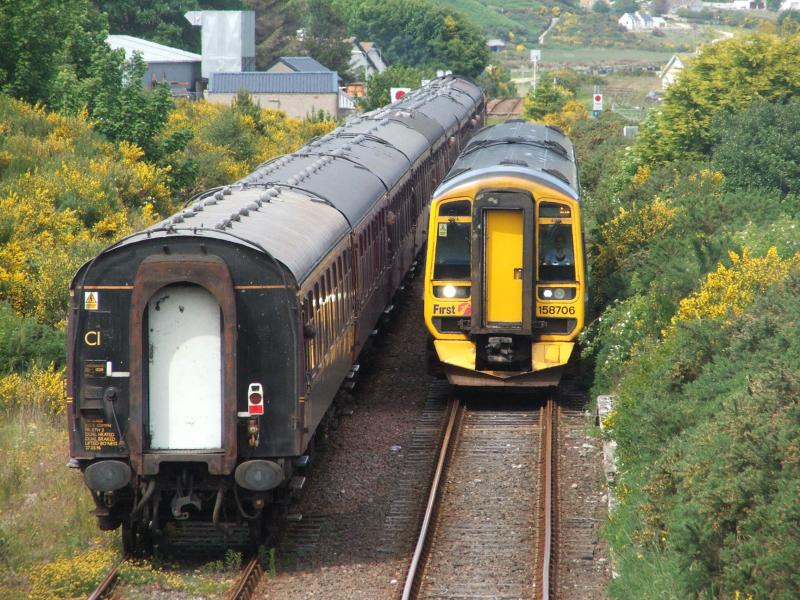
left=672, top=246, right=800, bottom=326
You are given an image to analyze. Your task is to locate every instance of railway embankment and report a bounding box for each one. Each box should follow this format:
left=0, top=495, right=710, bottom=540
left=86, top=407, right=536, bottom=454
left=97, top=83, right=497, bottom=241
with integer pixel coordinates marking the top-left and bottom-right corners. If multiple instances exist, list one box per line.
left=574, top=31, right=800, bottom=599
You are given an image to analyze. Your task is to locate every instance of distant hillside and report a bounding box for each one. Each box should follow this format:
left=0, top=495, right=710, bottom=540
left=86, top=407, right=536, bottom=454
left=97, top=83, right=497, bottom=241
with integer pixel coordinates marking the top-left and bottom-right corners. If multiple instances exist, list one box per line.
left=433, top=0, right=557, bottom=43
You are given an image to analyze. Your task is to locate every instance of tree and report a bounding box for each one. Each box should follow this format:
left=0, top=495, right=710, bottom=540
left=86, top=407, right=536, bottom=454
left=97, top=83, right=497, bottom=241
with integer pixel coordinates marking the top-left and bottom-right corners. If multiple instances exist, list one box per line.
left=593, top=1, right=611, bottom=14
left=343, top=0, right=489, bottom=77
left=247, top=0, right=304, bottom=68
left=522, top=77, right=573, bottom=120
left=360, top=65, right=432, bottom=111
left=635, top=33, right=800, bottom=164
left=711, top=99, right=800, bottom=197
left=297, top=0, right=352, bottom=77
left=611, top=0, right=638, bottom=14
left=0, top=0, right=108, bottom=104
left=51, top=52, right=174, bottom=160
left=96, top=0, right=245, bottom=51
left=478, top=64, right=517, bottom=99
left=651, top=0, right=669, bottom=15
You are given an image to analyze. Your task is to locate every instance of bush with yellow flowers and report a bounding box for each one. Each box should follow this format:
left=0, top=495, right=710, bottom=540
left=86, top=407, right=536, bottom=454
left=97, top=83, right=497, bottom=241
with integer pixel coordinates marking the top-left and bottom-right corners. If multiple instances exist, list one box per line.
left=672, top=247, right=800, bottom=327
left=27, top=547, right=119, bottom=600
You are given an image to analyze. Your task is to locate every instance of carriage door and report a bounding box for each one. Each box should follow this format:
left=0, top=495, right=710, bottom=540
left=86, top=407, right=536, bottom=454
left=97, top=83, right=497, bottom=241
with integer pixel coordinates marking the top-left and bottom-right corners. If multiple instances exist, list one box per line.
left=471, top=190, right=534, bottom=335
left=147, top=283, right=222, bottom=450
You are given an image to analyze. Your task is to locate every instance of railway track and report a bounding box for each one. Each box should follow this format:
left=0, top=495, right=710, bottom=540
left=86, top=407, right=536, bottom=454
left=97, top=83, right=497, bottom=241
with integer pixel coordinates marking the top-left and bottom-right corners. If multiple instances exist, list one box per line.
left=226, top=556, right=264, bottom=600
left=87, top=554, right=264, bottom=600
left=87, top=557, right=125, bottom=600
left=403, top=394, right=557, bottom=600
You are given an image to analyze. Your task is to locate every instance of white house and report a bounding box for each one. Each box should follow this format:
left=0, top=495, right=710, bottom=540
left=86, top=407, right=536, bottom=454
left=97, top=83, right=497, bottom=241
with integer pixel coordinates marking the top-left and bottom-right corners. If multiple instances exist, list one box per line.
left=659, top=54, right=691, bottom=89
left=703, top=0, right=764, bottom=8
left=349, top=39, right=387, bottom=80
left=486, top=39, right=507, bottom=52
left=618, top=12, right=667, bottom=31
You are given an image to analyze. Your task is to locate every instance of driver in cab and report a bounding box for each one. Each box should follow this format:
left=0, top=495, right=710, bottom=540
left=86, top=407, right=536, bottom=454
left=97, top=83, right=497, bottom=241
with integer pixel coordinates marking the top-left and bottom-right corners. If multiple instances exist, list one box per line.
left=543, top=233, right=573, bottom=266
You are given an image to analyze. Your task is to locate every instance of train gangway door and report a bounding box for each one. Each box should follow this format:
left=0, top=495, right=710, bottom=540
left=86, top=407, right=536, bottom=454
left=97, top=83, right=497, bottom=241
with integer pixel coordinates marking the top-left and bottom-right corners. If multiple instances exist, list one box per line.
left=485, top=209, right=524, bottom=326
left=147, top=283, right=222, bottom=450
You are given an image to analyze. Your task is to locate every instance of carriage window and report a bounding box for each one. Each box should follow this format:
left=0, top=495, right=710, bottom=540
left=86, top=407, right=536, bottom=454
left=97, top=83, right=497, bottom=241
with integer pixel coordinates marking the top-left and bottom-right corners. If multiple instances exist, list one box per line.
left=539, top=224, right=575, bottom=282
left=434, top=222, right=471, bottom=280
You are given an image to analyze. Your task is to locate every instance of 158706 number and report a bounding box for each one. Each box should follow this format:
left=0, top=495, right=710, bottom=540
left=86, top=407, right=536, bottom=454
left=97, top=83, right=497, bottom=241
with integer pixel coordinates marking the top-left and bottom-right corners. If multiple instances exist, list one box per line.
left=537, top=305, right=576, bottom=316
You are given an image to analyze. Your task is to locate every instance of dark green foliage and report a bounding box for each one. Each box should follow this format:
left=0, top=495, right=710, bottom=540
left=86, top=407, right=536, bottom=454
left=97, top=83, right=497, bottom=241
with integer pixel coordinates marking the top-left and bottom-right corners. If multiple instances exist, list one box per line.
left=248, top=0, right=303, bottom=68
left=343, top=0, right=489, bottom=77
left=592, top=0, right=610, bottom=13
left=777, top=9, right=800, bottom=33
left=476, top=64, right=516, bottom=99
left=611, top=0, right=637, bottom=14
left=96, top=0, right=245, bottom=51
left=0, top=0, right=108, bottom=104
left=0, top=302, right=65, bottom=375
left=522, top=77, right=570, bottom=120
left=52, top=52, right=174, bottom=160
left=711, top=99, right=800, bottom=197
left=607, top=273, right=800, bottom=599
left=299, top=0, right=352, bottom=77
left=569, top=111, right=629, bottom=199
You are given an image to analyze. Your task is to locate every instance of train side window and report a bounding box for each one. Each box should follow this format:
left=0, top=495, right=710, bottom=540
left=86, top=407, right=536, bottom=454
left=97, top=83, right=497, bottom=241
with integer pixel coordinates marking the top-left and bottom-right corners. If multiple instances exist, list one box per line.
left=304, top=293, right=315, bottom=373
left=538, top=224, right=576, bottom=282
left=313, top=283, right=321, bottom=366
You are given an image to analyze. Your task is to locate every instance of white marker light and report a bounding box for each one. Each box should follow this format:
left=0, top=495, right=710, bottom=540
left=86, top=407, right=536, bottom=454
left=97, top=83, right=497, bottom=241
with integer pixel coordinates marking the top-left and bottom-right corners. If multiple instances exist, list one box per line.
left=543, top=289, right=553, bottom=299
left=442, top=285, right=457, bottom=298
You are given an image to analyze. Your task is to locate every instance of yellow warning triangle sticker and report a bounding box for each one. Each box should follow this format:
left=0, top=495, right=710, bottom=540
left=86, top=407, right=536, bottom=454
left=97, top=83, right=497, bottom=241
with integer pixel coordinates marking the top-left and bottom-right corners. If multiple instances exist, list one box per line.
left=84, top=292, right=98, bottom=310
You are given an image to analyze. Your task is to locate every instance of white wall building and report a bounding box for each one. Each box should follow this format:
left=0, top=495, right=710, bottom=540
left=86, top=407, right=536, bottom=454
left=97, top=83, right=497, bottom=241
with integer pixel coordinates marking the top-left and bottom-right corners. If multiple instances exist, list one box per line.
left=619, top=12, right=667, bottom=31
left=349, top=39, right=387, bottom=80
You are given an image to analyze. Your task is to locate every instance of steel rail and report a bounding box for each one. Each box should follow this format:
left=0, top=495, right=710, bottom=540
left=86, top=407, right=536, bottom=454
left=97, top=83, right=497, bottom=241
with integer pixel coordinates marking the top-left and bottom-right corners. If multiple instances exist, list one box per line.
left=401, top=397, right=461, bottom=600
left=226, top=556, right=264, bottom=600
left=87, top=557, right=125, bottom=600
left=540, top=396, right=555, bottom=600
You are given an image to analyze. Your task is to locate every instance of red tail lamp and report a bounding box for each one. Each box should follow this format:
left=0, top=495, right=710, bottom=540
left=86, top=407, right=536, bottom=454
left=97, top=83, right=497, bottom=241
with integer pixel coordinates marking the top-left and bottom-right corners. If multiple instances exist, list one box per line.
left=248, top=383, right=265, bottom=415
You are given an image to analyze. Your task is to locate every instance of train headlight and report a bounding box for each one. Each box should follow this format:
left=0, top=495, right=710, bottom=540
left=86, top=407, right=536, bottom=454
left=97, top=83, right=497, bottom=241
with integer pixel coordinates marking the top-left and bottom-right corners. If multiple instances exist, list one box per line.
left=433, top=285, right=470, bottom=299
left=538, top=288, right=576, bottom=301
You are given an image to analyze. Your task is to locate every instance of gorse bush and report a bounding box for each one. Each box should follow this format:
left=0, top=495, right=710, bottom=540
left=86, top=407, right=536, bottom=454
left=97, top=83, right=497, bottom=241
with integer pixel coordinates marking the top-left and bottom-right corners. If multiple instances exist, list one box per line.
left=568, top=26, right=800, bottom=599
left=607, top=271, right=800, bottom=599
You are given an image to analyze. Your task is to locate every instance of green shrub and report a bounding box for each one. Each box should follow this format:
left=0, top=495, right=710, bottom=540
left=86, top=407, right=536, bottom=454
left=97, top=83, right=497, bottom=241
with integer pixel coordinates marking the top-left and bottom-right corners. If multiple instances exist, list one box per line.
left=0, top=302, right=64, bottom=375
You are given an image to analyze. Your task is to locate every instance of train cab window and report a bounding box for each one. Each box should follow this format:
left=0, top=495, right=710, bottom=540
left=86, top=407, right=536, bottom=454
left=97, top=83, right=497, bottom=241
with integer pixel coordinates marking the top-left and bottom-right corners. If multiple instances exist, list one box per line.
left=439, top=200, right=470, bottom=217
left=434, top=222, right=471, bottom=280
left=539, top=224, right=575, bottom=282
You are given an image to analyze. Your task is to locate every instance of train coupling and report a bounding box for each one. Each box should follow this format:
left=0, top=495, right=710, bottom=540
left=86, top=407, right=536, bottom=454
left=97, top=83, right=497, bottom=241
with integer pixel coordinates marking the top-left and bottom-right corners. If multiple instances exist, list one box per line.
left=485, top=336, right=515, bottom=364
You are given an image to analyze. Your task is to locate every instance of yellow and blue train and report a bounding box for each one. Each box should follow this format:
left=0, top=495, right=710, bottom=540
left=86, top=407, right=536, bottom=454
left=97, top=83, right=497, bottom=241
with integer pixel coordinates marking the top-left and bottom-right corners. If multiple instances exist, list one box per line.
left=423, top=120, right=586, bottom=387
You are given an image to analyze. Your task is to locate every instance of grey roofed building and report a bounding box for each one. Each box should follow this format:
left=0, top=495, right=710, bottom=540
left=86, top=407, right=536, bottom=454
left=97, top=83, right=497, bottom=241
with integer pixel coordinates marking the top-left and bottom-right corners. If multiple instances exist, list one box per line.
left=107, top=35, right=201, bottom=64
left=206, top=71, right=342, bottom=119
left=106, top=35, right=202, bottom=94
left=209, top=71, right=339, bottom=94
left=267, top=56, right=332, bottom=73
